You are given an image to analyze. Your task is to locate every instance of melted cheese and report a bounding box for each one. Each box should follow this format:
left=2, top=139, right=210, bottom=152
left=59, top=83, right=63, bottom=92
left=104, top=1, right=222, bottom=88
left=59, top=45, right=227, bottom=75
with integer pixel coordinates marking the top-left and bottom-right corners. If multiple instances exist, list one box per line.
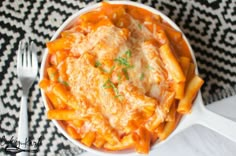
left=66, top=14, right=175, bottom=134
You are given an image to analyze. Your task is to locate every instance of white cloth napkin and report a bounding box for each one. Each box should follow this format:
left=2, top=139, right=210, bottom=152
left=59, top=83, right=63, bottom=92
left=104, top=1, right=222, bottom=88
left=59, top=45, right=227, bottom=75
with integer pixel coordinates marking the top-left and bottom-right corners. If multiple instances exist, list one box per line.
left=206, top=95, right=236, bottom=121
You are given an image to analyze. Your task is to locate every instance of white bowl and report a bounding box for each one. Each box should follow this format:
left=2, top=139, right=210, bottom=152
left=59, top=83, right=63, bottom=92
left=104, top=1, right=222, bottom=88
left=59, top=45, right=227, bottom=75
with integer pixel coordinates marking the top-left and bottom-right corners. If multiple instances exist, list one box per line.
left=40, top=1, right=236, bottom=156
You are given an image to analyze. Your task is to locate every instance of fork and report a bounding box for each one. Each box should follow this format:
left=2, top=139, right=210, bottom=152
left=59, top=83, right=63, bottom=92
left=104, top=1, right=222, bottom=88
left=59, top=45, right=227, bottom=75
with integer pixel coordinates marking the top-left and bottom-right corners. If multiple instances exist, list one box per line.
left=16, top=40, right=38, bottom=156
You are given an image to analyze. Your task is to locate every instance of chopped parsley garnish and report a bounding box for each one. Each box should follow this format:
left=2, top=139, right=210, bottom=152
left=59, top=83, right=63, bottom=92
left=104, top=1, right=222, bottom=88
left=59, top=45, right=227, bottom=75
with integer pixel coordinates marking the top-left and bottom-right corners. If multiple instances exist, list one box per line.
left=114, top=57, right=133, bottom=69
left=125, top=49, right=132, bottom=58
left=114, top=49, right=133, bottom=68
left=102, top=79, right=113, bottom=89
left=138, top=23, right=142, bottom=30
left=95, top=61, right=101, bottom=67
left=118, top=74, right=122, bottom=82
left=146, top=65, right=155, bottom=70
left=115, top=94, right=123, bottom=99
left=58, top=77, right=69, bottom=86
left=49, top=72, right=57, bottom=79
left=113, top=50, right=134, bottom=80
left=99, top=65, right=115, bottom=74
left=140, top=73, right=145, bottom=80
left=109, top=65, right=115, bottom=73
left=95, top=61, right=114, bottom=74
left=114, top=57, right=130, bottom=67
left=122, top=68, right=129, bottom=80
left=103, top=79, right=121, bottom=97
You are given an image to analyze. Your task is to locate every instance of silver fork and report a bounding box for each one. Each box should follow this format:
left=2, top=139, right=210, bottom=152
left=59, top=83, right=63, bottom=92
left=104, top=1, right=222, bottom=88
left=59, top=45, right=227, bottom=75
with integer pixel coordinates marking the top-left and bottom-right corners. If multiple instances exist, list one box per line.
left=16, top=40, right=38, bottom=156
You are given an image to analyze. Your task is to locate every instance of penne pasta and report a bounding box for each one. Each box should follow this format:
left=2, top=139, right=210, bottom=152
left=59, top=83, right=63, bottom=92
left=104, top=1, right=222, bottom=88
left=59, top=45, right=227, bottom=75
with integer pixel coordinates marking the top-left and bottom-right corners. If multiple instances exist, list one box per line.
left=39, top=78, right=51, bottom=91
left=57, top=61, right=68, bottom=83
left=154, top=29, right=169, bottom=46
left=52, top=83, right=86, bottom=110
left=174, top=57, right=191, bottom=99
left=177, top=75, right=204, bottom=114
left=104, top=133, right=135, bottom=151
left=161, top=91, right=175, bottom=113
left=93, top=134, right=106, bottom=148
left=174, top=39, right=192, bottom=58
left=166, top=102, right=176, bottom=122
left=158, top=120, right=175, bottom=141
left=125, top=120, right=138, bottom=133
left=47, top=67, right=59, bottom=82
left=134, top=127, right=151, bottom=154
left=46, top=92, right=67, bottom=109
left=55, top=50, right=68, bottom=64
left=69, top=119, right=84, bottom=128
left=80, top=11, right=105, bottom=23
left=66, top=125, right=81, bottom=139
left=46, top=36, right=74, bottom=54
left=174, top=82, right=185, bottom=99
left=180, top=57, right=191, bottom=76
left=159, top=43, right=186, bottom=82
left=51, top=83, right=70, bottom=104
left=159, top=113, right=181, bottom=140
left=145, top=112, right=163, bottom=131
left=47, top=110, right=79, bottom=120
left=186, top=63, right=196, bottom=82
left=151, top=122, right=165, bottom=144
left=81, top=131, right=96, bottom=147
left=161, top=23, right=182, bottom=43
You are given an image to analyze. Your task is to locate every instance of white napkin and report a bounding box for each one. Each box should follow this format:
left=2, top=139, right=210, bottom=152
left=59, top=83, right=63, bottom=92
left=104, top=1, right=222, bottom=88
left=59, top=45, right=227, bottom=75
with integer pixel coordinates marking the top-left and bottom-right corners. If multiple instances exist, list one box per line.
left=206, top=95, right=236, bottom=121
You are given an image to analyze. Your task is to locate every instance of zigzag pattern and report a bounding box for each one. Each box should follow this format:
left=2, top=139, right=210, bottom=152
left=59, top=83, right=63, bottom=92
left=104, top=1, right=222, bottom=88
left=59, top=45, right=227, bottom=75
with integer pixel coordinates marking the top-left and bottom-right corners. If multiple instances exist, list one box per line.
left=222, top=0, right=236, bottom=24
left=194, top=47, right=236, bottom=75
left=0, top=0, right=235, bottom=155
left=0, top=113, right=18, bottom=136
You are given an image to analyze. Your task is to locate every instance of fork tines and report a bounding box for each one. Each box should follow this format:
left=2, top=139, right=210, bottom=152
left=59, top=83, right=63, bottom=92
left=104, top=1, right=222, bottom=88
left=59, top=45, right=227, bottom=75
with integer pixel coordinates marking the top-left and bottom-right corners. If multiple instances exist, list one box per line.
left=17, top=40, right=38, bottom=72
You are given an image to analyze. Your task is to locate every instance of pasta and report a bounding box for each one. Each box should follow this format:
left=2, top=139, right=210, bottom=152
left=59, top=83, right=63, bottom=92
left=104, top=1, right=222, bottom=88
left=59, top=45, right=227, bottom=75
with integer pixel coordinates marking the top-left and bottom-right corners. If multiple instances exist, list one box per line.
left=40, top=2, right=204, bottom=154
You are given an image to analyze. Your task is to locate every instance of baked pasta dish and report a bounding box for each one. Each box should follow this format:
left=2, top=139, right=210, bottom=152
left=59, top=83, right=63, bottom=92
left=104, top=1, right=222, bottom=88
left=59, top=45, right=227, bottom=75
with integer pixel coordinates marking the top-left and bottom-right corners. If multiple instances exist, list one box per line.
left=39, top=2, right=204, bottom=154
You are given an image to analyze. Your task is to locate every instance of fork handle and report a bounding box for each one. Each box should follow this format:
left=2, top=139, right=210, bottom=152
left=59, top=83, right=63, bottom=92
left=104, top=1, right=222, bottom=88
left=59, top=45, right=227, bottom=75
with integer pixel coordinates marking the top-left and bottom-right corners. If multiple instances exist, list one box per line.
left=17, top=95, right=29, bottom=156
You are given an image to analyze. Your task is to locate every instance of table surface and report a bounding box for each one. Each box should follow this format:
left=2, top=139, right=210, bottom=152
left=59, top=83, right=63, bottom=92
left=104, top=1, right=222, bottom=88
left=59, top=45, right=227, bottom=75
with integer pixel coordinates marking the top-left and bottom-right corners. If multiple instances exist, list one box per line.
left=0, top=0, right=236, bottom=155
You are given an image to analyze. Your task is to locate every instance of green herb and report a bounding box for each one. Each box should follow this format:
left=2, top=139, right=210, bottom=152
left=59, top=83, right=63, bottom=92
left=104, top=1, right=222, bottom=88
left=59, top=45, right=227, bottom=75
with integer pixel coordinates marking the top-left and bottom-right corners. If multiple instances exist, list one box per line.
left=62, top=81, right=69, bottom=86
left=125, top=50, right=132, bottom=58
left=118, top=74, right=122, bottom=82
left=115, top=94, right=123, bottom=99
left=122, top=68, right=129, bottom=80
left=95, top=61, right=101, bottom=67
left=114, top=57, right=134, bottom=68
left=140, top=73, right=145, bottom=80
left=138, top=23, right=142, bottom=30
left=115, top=57, right=129, bottom=66
left=101, top=68, right=107, bottom=73
left=109, top=65, right=115, bottom=73
left=49, top=72, right=57, bottom=79
left=146, top=65, right=155, bottom=70
left=114, top=49, right=133, bottom=69
left=58, top=78, right=69, bottom=86
left=113, top=88, right=119, bottom=97
left=99, top=66, right=115, bottom=74
left=103, top=79, right=121, bottom=97
left=114, top=50, right=133, bottom=81
left=102, top=79, right=113, bottom=89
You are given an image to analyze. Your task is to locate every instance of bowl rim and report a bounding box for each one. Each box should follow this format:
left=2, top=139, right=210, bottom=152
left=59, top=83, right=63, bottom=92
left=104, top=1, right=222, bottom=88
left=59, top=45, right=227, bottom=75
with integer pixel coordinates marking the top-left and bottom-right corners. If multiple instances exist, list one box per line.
left=39, top=1, right=196, bottom=155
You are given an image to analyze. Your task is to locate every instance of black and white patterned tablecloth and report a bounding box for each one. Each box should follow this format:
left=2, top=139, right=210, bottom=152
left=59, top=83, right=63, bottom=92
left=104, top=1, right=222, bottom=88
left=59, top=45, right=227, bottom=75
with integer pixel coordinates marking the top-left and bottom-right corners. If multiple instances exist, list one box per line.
left=0, top=0, right=235, bottom=155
